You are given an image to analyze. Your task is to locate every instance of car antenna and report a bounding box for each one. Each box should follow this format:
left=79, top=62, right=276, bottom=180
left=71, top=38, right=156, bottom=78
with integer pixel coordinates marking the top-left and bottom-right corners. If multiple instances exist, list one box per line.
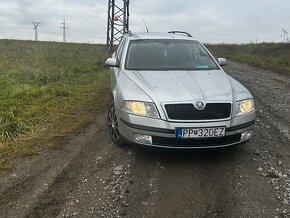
left=143, top=19, right=149, bottom=33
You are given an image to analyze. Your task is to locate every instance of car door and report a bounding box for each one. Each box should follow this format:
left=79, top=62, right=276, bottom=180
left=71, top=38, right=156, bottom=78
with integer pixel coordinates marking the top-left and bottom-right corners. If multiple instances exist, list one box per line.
left=110, top=37, right=126, bottom=96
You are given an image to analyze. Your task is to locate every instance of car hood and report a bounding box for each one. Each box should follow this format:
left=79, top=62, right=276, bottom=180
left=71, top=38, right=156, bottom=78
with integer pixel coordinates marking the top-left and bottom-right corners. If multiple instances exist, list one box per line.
left=124, top=70, right=234, bottom=103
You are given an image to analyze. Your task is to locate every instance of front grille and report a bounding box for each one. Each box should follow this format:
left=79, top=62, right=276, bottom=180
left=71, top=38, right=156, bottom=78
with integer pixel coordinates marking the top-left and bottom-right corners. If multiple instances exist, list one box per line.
left=165, top=103, right=231, bottom=120
left=152, top=134, right=241, bottom=148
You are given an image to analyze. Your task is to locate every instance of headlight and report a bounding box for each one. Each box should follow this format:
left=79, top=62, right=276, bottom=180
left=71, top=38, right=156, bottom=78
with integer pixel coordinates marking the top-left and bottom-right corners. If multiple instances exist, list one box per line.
left=121, top=101, right=160, bottom=118
left=236, top=99, right=255, bottom=116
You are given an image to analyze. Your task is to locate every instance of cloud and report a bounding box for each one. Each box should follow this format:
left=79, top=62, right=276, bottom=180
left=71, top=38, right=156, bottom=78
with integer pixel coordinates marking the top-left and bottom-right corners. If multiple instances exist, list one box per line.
left=0, top=0, right=289, bottom=43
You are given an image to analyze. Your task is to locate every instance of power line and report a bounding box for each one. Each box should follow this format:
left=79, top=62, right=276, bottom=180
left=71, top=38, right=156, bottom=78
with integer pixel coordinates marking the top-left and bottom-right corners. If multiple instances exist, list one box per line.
left=40, top=0, right=56, bottom=25
left=68, top=0, right=97, bottom=23
left=39, top=0, right=47, bottom=23
left=35, top=0, right=42, bottom=20
left=66, top=0, right=96, bottom=19
left=36, top=0, right=46, bottom=22
left=68, top=0, right=100, bottom=26
left=70, top=5, right=107, bottom=27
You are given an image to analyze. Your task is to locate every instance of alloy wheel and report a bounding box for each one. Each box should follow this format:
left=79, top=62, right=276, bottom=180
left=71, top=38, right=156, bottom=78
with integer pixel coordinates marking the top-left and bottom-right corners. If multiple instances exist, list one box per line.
left=108, top=105, right=120, bottom=141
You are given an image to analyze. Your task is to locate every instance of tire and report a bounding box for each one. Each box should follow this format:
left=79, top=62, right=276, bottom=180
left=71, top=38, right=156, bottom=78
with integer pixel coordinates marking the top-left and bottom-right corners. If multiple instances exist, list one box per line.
left=108, top=102, right=126, bottom=147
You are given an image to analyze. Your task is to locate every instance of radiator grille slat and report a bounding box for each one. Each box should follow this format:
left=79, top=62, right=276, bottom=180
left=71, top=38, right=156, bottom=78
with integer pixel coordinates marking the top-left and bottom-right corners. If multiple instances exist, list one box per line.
left=165, top=103, right=231, bottom=120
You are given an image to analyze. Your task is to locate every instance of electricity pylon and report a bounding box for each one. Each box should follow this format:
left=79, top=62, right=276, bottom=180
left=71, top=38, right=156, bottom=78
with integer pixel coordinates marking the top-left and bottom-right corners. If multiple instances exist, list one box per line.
left=106, top=0, right=129, bottom=52
left=32, top=22, right=41, bottom=41
left=282, top=28, right=289, bottom=43
left=61, top=19, right=69, bottom=43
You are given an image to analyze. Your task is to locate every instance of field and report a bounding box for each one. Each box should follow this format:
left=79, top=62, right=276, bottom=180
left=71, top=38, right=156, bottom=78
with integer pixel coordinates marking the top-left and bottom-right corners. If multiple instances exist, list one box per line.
left=207, top=43, right=290, bottom=76
left=0, top=40, right=110, bottom=170
left=1, top=41, right=289, bottom=170
left=0, top=41, right=290, bottom=217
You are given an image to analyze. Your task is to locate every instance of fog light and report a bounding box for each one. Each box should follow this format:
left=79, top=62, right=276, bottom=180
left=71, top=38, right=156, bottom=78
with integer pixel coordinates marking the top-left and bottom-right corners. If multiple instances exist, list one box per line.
left=133, top=133, right=152, bottom=144
left=241, top=130, right=253, bottom=141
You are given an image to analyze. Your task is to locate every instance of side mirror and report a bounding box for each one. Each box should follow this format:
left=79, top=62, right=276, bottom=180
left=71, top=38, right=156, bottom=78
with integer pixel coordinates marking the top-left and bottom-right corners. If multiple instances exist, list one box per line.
left=105, top=58, right=119, bottom=67
left=217, top=58, right=227, bottom=66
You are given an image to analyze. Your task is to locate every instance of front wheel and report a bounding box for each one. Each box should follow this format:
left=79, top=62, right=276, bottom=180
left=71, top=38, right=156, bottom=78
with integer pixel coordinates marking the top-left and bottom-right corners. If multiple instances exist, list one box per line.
left=108, top=102, right=125, bottom=147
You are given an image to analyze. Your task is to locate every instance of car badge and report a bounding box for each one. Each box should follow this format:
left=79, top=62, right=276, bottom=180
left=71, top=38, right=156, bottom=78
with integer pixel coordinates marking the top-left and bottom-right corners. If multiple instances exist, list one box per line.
left=195, top=101, right=205, bottom=110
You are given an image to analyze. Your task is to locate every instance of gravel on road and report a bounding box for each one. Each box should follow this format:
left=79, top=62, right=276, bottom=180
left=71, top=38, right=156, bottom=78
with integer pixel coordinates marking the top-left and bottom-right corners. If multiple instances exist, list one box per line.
left=0, top=61, right=289, bottom=218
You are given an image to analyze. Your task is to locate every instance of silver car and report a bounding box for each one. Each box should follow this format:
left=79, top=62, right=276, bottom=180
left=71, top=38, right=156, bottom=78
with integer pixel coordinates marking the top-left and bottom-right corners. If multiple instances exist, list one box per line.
left=105, top=31, right=255, bottom=149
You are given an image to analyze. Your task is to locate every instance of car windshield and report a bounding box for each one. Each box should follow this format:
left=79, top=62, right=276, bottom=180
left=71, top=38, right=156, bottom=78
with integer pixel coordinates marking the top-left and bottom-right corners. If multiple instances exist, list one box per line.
left=125, top=39, right=219, bottom=71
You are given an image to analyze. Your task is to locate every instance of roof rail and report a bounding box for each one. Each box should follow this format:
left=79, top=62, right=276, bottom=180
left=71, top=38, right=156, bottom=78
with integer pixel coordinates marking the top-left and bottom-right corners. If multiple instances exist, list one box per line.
left=168, top=31, right=192, bottom=37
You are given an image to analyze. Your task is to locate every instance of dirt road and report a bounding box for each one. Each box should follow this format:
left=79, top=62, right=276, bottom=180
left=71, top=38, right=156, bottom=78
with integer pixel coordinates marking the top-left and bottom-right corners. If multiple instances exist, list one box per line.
left=0, top=62, right=289, bottom=218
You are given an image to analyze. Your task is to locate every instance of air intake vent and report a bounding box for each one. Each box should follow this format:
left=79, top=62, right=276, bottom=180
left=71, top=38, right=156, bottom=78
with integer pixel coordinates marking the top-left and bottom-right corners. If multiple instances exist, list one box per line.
left=152, top=134, right=241, bottom=147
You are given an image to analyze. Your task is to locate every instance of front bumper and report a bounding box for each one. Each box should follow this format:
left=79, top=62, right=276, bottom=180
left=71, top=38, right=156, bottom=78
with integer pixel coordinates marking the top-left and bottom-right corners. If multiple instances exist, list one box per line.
left=117, top=107, right=255, bottom=149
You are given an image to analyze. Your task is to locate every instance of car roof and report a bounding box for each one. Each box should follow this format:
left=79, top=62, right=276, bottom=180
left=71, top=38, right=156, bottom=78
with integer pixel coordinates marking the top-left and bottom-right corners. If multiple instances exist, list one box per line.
left=125, top=32, right=196, bottom=41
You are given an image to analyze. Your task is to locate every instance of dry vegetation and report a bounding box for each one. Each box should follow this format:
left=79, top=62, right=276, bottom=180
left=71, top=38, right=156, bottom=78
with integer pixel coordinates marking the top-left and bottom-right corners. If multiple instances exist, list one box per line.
left=2, top=40, right=288, bottom=171
left=0, top=40, right=110, bottom=171
left=207, top=43, right=290, bottom=77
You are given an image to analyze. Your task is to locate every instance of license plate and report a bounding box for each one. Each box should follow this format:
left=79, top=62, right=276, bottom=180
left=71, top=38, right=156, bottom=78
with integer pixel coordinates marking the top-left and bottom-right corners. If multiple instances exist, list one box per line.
left=177, top=127, right=226, bottom=139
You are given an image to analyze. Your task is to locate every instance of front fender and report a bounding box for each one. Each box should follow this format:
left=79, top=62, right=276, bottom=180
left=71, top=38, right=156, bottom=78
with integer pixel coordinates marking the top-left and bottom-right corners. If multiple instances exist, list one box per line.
left=114, top=72, right=153, bottom=108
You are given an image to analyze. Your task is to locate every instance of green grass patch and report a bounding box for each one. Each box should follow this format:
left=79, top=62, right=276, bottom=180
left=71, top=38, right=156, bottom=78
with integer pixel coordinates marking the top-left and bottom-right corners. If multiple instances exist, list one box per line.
left=0, top=40, right=111, bottom=171
left=0, top=108, right=31, bottom=141
left=206, top=43, right=290, bottom=76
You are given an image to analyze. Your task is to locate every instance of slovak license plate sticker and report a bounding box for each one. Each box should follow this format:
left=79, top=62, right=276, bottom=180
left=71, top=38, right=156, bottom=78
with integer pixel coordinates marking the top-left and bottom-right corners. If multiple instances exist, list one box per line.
left=177, top=127, right=226, bottom=139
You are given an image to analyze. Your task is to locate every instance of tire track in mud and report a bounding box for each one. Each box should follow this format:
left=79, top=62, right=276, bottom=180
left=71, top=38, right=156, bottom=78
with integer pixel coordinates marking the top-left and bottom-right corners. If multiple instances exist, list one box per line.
left=124, top=62, right=289, bottom=218
left=126, top=146, right=278, bottom=218
left=24, top=137, right=105, bottom=218
left=124, top=150, right=162, bottom=218
left=0, top=62, right=289, bottom=218
left=0, top=127, right=101, bottom=218
left=0, top=116, right=110, bottom=217
left=22, top=125, right=132, bottom=217
left=128, top=134, right=278, bottom=217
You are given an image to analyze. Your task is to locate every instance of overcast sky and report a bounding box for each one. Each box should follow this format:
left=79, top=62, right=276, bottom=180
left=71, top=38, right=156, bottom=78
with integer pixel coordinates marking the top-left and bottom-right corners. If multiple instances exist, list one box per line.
left=0, top=0, right=289, bottom=44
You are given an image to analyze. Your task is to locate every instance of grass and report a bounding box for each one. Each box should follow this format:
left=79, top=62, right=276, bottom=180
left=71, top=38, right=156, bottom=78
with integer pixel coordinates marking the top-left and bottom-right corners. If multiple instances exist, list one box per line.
left=206, top=43, right=290, bottom=77
left=0, top=40, right=111, bottom=171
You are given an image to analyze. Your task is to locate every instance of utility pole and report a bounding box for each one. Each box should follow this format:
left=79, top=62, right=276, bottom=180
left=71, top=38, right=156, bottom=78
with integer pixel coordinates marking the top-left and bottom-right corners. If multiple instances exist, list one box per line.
left=107, top=0, right=130, bottom=53
left=32, top=22, right=41, bottom=41
left=61, top=18, right=69, bottom=43
left=282, top=28, right=289, bottom=43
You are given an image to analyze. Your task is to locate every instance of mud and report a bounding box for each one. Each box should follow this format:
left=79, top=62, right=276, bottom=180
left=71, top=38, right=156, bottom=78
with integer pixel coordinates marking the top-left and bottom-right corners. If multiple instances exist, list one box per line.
left=0, top=62, right=289, bottom=218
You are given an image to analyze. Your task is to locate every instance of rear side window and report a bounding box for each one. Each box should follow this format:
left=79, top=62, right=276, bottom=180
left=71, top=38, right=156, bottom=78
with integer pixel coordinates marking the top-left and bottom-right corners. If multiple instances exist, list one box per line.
left=116, top=38, right=126, bottom=63
left=125, top=39, right=219, bottom=71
